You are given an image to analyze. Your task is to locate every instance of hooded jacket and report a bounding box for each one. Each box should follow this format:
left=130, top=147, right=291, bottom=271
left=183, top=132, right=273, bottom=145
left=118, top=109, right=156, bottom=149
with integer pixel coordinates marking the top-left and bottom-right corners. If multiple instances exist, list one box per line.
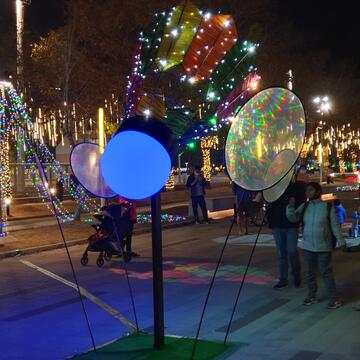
left=286, top=199, right=344, bottom=252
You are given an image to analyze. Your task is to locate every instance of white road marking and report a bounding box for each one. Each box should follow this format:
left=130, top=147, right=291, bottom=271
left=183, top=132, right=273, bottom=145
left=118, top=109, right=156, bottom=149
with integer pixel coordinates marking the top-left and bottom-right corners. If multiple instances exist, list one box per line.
left=19, top=259, right=137, bottom=331
left=213, top=234, right=275, bottom=247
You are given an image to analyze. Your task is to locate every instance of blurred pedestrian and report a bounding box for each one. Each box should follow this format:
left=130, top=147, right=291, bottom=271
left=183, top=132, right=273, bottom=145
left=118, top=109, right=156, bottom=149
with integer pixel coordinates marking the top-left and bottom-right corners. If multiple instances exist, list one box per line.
left=327, top=174, right=334, bottom=184
left=333, top=199, right=346, bottom=227
left=232, top=182, right=254, bottom=235
left=293, top=165, right=310, bottom=184
left=187, top=165, right=210, bottom=224
left=287, top=182, right=345, bottom=309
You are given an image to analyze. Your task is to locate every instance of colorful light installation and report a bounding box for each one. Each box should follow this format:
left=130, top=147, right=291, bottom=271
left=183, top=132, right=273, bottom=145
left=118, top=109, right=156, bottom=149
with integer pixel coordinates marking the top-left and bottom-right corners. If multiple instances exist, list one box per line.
left=121, top=1, right=260, bottom=145
left=207, top=40, right=259, bottom=103
left=225, top=88, right=305, bottom=191
left=162, top=108, right=194, bottom=137
left=123, top=42, right=144, bottom=118
left=215, top=72, right=261, bottom=123
left=156, top=0, right=202, bottom=71
left=135, top=92, right=166, bottom=120
left=70, top=143, right=117, bottom=198
left=182, top=14, right=237, bottom=83
left=263, top=150, right=297, bottom=203
left=0, top=82, right=100, bottom=227
left=139, top=12, right=168, bottom=76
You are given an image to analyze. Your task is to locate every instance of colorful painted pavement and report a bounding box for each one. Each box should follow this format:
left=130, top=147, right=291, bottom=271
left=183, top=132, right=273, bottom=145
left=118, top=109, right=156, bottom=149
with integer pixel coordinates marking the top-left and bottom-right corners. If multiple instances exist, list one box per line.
left=109, top=260, right=275, bottom=285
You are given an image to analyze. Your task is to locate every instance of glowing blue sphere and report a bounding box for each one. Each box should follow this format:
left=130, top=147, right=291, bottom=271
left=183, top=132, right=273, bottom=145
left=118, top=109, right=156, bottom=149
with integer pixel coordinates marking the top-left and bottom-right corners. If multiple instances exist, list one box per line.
left=101, top=130, right=172, bottom=200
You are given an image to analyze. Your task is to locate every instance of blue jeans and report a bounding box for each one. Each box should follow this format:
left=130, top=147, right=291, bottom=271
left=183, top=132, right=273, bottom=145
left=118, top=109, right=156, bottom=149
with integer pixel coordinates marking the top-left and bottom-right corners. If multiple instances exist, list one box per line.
left=273, top=227, right=301, bottom=284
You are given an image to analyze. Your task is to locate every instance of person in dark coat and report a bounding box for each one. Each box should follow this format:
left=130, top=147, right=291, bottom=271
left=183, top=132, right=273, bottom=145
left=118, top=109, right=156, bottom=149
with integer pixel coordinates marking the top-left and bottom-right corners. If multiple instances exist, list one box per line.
left=267, top=182, right=305, bottom=290
left=186, top=165, right=210, bottom=224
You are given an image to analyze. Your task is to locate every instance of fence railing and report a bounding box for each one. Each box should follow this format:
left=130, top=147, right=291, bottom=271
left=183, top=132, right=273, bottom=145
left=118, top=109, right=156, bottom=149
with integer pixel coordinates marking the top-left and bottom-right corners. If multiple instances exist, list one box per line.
left=9, top=163, right=71, bottom=193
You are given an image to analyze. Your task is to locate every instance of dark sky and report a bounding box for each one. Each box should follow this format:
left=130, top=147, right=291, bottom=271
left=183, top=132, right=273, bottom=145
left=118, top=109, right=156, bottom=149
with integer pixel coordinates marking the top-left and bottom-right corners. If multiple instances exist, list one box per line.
left=1, top=0, right=64, bottom=34
left=1, top=0, right=358, bottom=60
left=1, top=0, right=358, bottom=72
left=278, top=1, right=359, bottom=62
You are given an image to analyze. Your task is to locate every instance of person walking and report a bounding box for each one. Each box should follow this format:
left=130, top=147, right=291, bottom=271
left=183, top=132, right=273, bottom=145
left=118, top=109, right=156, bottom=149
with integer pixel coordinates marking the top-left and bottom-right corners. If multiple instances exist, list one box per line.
left=187, top=165, right=210, bottom=224
left=268, top=182, right=304, bottom=290
left=287, top=182, right=345, bottom=309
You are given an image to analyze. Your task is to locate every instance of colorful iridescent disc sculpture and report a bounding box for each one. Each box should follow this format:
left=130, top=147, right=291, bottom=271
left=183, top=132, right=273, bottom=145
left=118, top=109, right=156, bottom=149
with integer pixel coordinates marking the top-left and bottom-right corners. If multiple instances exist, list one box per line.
left=70, top=142, right=117, bottom=198
left=225, top=87, right=305, bottom=191
left=263, top=150, right=296, bottom=203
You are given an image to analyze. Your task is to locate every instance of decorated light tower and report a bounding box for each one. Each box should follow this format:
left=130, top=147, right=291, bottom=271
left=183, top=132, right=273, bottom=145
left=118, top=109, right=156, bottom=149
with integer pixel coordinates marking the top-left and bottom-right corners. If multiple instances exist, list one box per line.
left=313, top=96, right=331, bottom=183
left=200, top=135, right=218, bottom=181
left=0, top=82, right=12, bottom=238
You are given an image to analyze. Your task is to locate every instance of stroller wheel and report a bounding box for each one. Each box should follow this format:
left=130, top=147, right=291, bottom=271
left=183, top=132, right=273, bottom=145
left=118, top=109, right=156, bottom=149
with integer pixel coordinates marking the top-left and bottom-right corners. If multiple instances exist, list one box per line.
left=81, top=256, right=88, bottom=266
left=96, top=257, right=105, bottom=267
left=104, top=252, right=112, bottom=262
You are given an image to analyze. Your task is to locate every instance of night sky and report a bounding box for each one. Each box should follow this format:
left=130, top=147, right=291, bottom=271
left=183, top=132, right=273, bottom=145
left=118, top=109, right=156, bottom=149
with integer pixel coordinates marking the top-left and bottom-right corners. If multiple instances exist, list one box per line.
left=1, top=0, right=358, bottom=58
left=279, top=1, right=359, bottom=64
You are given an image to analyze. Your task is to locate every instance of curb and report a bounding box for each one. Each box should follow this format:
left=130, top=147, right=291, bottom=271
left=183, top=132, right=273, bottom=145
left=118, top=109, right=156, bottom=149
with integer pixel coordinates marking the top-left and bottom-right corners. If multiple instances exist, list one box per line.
left=0, top=220, right=194, bottom=260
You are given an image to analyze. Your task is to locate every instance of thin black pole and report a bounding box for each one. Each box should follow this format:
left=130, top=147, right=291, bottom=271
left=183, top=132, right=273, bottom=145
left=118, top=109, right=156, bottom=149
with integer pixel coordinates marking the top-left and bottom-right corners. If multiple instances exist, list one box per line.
left=151, top=192, right=164, bottom=350
left=223, top=210, right=267, bottom=345
left=34, top=155, right=97, bottom=352
left=110, top=217, right=139, bottom=332
left=191, top=214, right=236, bottom=360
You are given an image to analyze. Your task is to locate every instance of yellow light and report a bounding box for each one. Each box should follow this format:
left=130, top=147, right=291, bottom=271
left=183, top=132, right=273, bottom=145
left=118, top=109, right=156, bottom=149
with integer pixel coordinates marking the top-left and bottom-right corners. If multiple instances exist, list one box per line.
left=165, top=168, right=175, bottom=190
left=201, top=136, right=218, bottom=181
left=98, top=107, right=105, bottom=153
left=256, top=133, right=263, bottom=158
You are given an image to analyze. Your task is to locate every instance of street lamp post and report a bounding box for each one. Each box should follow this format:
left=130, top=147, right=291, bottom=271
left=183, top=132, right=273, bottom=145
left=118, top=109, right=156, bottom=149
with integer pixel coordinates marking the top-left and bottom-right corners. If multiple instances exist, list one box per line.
left=16, top=0, right=31, bottom=91
left=313, top=96, right=331, bottom=184
left=15, top=0, right=31, bottom=194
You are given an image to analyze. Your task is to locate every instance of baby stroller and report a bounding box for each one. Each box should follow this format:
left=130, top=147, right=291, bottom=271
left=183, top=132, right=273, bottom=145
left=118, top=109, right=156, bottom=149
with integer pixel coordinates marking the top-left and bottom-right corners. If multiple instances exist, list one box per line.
left=80, top=204, right=131, bottom=267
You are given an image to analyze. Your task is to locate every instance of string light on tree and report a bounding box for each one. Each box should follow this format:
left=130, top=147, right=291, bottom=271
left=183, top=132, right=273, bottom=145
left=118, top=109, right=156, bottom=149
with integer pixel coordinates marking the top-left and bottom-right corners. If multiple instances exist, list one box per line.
left=200, top=135, right=218, bottom=181
left=165, top=168, right=175, bottom=190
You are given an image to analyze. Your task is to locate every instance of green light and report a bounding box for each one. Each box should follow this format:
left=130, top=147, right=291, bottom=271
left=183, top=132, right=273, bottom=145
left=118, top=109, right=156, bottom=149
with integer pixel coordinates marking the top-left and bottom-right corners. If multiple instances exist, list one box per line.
left=187, top=141, right=196, bottom=151
left=208, top=116, right=217, bottom=126
left=234, top=105, right=242, bottom=114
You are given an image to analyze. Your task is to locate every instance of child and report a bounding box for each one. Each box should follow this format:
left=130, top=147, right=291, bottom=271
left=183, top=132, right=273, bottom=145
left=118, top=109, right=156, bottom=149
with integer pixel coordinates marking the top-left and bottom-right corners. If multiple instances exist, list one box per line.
left=287, top=182, right=345, bottom=309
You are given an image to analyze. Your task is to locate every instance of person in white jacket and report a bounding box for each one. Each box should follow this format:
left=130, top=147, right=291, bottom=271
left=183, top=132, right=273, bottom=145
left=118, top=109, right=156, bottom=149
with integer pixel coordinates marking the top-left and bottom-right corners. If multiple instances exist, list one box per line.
left=286, top=182, right=345, bottom=309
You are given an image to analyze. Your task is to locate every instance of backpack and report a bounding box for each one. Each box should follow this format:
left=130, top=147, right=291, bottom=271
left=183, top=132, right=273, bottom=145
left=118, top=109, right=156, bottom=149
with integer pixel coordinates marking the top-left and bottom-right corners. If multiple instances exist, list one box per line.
left=300, top=202, right=337, bottom=249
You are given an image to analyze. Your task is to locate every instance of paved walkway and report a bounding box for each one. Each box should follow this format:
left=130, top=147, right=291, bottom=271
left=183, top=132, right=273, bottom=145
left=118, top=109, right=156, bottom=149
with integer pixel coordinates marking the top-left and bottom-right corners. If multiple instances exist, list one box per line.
left=1, top=219, right=359, bottom=359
